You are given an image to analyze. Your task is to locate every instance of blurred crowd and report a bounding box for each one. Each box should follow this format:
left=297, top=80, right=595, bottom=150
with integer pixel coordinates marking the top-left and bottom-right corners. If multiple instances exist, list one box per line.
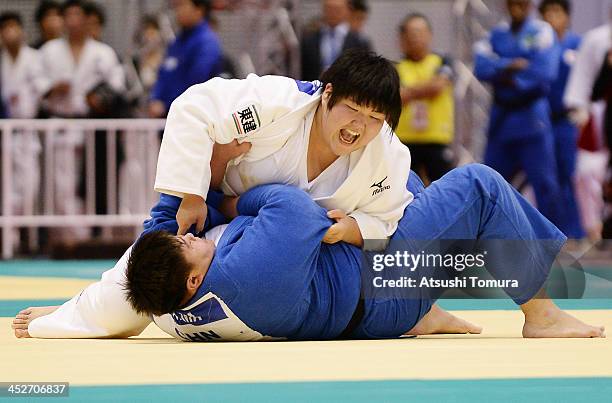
left=0, top=0, right=610, bottom=253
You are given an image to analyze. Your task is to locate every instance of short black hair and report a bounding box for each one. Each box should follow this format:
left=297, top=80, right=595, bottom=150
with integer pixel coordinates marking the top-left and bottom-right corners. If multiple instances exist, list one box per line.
left=141, top=14, right=159, bottom=31
left=84, top=1, right=105, bottom=25
left=320, top=49, right=402, bottom=131
left=125, top=231, right=193, bottom=316
left=35, top=0, right=61, bottom=24
left=189, top=0, right=211, bottom=14
left=61, top=0, right=87, bottom=14
left=0, top=11, right=22, bottom=29
left=538, top=0, right=571, bottom=15
left=399, top=12, right=433, bottom=33
left=350, top=0, right=369, bottom=13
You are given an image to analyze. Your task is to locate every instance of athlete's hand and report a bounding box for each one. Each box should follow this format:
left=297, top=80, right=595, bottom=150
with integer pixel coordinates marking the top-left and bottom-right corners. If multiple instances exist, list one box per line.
left=210, top=140, right=252, bottom=189
left=177, top=194, right=207, bottom=235
left=507, top=58, right=529, bottom=71
left=323, top=210, right=364, bottom=247
left=219, top=195, right=240, bottom=220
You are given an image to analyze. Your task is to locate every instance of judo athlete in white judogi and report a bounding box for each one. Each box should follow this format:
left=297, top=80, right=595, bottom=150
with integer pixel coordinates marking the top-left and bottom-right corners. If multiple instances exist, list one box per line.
left=156, top=50, right=412, bottom=247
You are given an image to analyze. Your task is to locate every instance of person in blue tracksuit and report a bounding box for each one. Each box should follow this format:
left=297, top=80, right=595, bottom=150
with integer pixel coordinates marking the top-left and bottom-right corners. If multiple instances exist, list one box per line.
left=539, top=0, right=584, bottom=239
left=147, top=0, right=222, bottom=118
left=474, top=0, right=563, bottom=230
left=124, top=164, right=604, bottom=341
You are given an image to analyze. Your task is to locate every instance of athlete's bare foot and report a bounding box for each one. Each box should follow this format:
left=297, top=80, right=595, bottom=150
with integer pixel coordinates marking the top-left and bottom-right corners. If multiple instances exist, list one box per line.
left=521, top=299, right=605, bottom=338
left=11, top=306, right=60, bottom=338
left=405, top=304, right=483, bottom=336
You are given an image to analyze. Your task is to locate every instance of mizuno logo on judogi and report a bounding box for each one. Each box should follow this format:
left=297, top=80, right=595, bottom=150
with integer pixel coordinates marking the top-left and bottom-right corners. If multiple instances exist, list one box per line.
left=232, top=105, right=261, bottom=137
left=371, top=176, right=390, bottom=196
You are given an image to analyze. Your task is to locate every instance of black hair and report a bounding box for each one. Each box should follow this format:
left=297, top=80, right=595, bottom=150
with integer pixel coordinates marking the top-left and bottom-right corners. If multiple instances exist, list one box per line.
left=61, top=0, right=87, bottom=14
left=538, top=0, right=571, bottom=15
left=141, top=14, right=160, bottom=31
left=189, top=0, right=212, bottom=15
left=125, top=231, right=193, bottom=316
left=84, top=1, right=105, bottom=26
left=35, top=0, right=61, bottom=24
left=398, top=12, right=433, bottom=33
left=350, top=0, right=369, bottom=13
left=320, top=49, right=402, bottom=131
left=0, top=11, right=22, bottom=29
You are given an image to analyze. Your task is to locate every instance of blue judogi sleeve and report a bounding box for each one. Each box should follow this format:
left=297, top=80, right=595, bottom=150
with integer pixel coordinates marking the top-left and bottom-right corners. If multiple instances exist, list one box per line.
left=513, top=32, right=559, bottom=93
left=474, top=34, right=514, bottom=82
left=140, top=192, right=227, bottom=238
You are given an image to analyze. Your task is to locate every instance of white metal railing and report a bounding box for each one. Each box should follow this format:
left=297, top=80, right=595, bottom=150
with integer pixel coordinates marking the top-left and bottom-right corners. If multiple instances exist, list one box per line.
left=0, top=119, right=166, bottom=259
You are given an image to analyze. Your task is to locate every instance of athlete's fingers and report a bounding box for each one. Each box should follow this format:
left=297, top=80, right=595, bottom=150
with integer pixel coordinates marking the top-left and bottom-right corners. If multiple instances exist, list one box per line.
left=177, top=220, right=190, bottom=236
left=236, top=141, right=252, bottom=154
left=327, top=209, right=347, bottom=220
left=196, top=213, right=206, bottom=234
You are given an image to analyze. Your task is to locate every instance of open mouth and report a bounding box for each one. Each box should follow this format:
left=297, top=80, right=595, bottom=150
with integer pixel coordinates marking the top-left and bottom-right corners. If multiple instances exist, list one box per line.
left=339, top=129, right=360, bottom=145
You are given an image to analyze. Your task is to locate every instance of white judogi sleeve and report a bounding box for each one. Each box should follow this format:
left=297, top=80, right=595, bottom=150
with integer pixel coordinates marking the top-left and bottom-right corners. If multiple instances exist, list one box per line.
left=28, top=247, right=151, bottom=338
left=155, top=74, right=315, bottom=200
left=348, top=133, right=413, bottom=241
left=314, top=129, right=413, bottom=244
left=564, top=24, right=611, bottom=110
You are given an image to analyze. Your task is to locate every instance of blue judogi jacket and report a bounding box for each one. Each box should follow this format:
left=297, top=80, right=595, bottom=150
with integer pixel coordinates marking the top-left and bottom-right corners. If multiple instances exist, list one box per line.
left=549, top=32, right=581, bottom=118
left=143, top=185, right=361, bottom=341
left=474, top=18, right=560, bottom=140
left=150, top=20, right=223, bottom=112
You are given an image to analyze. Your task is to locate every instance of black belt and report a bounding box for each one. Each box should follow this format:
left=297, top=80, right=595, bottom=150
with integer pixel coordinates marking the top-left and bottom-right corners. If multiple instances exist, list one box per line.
left=338, top=298, right=365, bottom=339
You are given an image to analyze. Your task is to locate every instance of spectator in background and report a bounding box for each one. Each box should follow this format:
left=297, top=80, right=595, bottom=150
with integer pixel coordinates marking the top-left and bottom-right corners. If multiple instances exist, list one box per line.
left=395, top=13, right=455, bottom=183
left=300, top=0, right=371, bottom=81
left=84, top=1, right=105, bottom=42
left=474, top=0, right=564, bottom=229
left=39, top=0, right=125, bottom=118
left=37, top=0, right=126, bottom=244
left=348, top=0, right=367, bottom=31
left=133, top=15, right=165, bottom=102
left=1, top=12, right=47, bottom=119
left=539, top=0, right=584, bottom=239
left=565, top=18, right=611, bottom=148
left=32, top=0, right=64, bottom=49
left=147, top=0, right=222, bottom=118
left=0, top=11, right=45, bottom=249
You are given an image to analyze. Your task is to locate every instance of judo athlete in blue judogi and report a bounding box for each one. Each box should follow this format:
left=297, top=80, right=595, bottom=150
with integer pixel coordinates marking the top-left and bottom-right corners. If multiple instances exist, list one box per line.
left=132, top=164, right=605, bottom=340
left=539, top=0, right=584, bottom=239
left=16, top=166, right=605, bottom=339
left=474, top=0, right=564, bottom=230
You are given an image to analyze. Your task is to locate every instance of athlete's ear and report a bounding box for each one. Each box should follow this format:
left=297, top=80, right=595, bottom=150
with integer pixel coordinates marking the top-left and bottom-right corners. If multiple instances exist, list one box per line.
left=322, top=83, right=333, bottom=110
left=186, top=272, right=204, bottom=292
left=323, top=83, right=333, bottom=99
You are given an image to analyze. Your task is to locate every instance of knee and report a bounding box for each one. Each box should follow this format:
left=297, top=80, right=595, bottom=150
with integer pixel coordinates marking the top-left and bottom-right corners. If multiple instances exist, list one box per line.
left=457, top=163, right=503, bottom=183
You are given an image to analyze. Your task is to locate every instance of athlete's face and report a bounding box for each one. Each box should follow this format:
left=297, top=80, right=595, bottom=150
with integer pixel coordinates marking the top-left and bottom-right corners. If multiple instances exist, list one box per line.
left=319, top=84, right=387, bottom=156
left=177, top=233, right=215, bottom=278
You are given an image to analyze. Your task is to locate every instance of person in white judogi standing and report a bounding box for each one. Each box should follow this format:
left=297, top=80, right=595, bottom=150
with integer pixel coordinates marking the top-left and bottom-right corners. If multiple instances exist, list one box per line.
left=0, top=12, right=47, bottom=249
left=37, top=0, right=125, bottom=241
left=157, top=49, right=413, bottom=248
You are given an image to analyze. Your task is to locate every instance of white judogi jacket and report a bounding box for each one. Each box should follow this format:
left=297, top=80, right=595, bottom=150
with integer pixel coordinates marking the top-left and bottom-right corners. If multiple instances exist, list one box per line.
left=39, top=37, right=125, bottom=117
left=1, top=46, right=47, bottom=118
left=564, top=24, right=611, bottom=110
left=156, top=75, right=413, bottom=240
